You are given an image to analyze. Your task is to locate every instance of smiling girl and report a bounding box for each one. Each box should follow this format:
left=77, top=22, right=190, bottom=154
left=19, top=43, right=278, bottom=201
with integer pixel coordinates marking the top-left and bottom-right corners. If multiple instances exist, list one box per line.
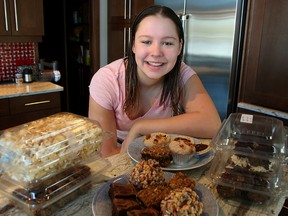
left=89, top=5, right=221, bottom=157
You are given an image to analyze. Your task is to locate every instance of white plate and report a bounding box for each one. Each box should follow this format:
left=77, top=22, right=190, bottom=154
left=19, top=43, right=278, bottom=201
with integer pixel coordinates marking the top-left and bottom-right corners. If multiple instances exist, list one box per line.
left=92, top=175, right=218, bottom=216
left=127, top=135, right=215, bottom=171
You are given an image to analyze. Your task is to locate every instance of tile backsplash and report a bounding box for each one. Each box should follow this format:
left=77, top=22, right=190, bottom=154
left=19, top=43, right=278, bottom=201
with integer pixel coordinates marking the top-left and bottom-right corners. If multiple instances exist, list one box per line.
left=0, top=42, right=35, bottom=82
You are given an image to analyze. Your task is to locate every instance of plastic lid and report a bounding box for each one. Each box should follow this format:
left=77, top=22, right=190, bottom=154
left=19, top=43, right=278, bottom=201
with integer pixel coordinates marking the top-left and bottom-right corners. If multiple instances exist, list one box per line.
left=209, top=113, right=287, bottom=204
left=0, top=158, right=110, bottom=215
left=0, top=112, right=110, bottom=184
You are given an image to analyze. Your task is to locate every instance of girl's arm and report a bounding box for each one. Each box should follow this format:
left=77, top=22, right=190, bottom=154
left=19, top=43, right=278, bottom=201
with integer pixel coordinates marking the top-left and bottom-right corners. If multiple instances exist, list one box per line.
left=121, top=75, right=221, bottom=152
left=88, top=96, right=120, bottom=157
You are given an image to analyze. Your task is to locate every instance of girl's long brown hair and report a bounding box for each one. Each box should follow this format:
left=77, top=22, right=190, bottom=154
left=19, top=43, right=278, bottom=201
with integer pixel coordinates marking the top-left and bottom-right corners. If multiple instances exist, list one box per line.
left=124, top=5, right=185, bottom=117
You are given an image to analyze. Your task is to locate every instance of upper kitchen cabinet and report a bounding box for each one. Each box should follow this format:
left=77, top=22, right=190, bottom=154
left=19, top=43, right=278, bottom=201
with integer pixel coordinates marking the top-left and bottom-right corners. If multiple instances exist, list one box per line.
left=0, top=0, right=44, bottom=40
left=237, top=0, right=288, bottom=124
left=108, top=0, right=153, bottom=63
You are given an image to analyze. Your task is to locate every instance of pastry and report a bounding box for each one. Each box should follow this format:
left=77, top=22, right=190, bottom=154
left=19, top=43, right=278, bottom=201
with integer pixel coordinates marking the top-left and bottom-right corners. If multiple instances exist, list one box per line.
left=127, top=208, right=159, bottom=216
left=141, top=146, right=173, bottom=167
left=112, top=198, right=141, bottom=216
left=143, top=132, right=171, bottom=148
left=167, top=172, right=196, bottom=190
left=129, top=159, right=165, bottom=190
left=109, top=183, right=137, bottom=199
left=136, top=184, right=171, bottom=210
left=160, top=187, right=204, bottom=216
left=168, top=135, right=196, bottom=165
left=0, top=112, right=103, bottom=183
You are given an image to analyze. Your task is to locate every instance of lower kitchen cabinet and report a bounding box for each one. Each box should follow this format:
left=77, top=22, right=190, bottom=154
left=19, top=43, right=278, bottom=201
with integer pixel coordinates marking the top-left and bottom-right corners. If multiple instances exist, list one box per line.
left=0, top=92, right=61, bottom=130
left=237, top=0, right=288, bottom=125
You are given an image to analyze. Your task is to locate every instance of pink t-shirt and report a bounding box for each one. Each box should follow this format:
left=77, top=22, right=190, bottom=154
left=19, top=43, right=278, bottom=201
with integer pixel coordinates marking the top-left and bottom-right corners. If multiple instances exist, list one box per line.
left=89, top=59, right=196, bottom=140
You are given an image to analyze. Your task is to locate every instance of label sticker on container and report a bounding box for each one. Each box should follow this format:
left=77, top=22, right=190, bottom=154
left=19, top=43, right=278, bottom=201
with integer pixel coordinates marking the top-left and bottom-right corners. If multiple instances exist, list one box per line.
left=240, top=114, right=253, bottom=124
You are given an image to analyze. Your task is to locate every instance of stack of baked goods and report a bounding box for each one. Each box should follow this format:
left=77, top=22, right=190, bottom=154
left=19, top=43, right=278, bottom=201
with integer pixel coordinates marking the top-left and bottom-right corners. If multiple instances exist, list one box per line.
left=208, top=113, right=287, bottom=204
left=141, top=132, right=211, bottom=167
left=109, top=159, right=204, bottom=215
left=0, top=112, right=110, bottom=215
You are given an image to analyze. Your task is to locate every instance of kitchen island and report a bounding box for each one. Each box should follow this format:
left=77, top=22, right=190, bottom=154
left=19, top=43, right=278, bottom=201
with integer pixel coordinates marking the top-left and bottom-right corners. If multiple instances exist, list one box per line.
left=0, top=82, right=63, bottom=130
left=0, top=152, right=286, bottom=216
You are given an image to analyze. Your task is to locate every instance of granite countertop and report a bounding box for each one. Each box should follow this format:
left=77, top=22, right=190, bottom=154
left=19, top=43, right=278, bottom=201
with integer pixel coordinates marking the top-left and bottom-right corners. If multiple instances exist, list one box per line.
left=0, top=82, right=63, bottom=99
left=0, top=152, right=286, bottom=216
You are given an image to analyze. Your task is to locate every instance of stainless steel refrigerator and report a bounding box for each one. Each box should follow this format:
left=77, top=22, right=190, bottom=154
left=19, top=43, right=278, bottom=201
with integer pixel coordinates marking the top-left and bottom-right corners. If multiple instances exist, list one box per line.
left=155, top=0, right=246, bottom=120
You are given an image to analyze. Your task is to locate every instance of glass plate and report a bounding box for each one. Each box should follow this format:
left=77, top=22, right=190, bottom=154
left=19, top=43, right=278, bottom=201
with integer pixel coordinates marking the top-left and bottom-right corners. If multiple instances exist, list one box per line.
left=92, top=175, right=218, bottom=216
left=127, top=135, right=215, bottom=171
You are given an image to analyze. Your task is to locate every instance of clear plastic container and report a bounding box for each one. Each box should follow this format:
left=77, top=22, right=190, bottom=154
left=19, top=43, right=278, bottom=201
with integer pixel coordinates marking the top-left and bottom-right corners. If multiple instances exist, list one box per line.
left=209, top=113, right=287, bottom=204
left=0, top=112, right=111, bottom=185
left=0, top=158, right=110, bottom=216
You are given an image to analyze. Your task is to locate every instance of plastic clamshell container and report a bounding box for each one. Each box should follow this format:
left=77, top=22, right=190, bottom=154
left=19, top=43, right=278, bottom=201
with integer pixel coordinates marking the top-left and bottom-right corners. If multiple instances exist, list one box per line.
left=0, top=112, right=107, bottom=185
left=0, top=157, right=110, bottom=216
left=209, top=113, right=287, bottom=204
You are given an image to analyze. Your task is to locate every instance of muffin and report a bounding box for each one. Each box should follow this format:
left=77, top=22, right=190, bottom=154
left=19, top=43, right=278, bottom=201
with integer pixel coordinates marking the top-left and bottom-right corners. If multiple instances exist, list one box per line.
left=160, top=187, right=204, bottom=216
left=129, top=159, right=165, bottom=190
left=143, top=132, right=171, bottom=148
left=168, top=136, right=196, bottom=165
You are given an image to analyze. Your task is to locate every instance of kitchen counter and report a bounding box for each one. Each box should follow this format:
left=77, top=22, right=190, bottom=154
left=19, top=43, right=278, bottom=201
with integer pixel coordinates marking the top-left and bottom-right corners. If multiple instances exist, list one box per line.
left=0, top=81, right=63, bottom=130
left=0, top=152, right=286, bottom=216
left=0, top=82, right=63, bottom=99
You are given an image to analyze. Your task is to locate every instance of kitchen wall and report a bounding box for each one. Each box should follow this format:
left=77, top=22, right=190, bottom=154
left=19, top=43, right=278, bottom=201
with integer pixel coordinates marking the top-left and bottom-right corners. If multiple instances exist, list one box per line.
left=0, top=42, right=36, bottom=82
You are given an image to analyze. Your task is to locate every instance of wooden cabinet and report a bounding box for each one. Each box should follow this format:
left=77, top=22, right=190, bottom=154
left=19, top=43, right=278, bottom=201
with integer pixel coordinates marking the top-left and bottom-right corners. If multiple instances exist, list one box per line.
left=0, top=92, right=61, bottom=130
left=39, top=0, right=99, bottom=117
left=108, top=0, right=153, bottom=63
left=65, top=0, right=99, bottom=116
left=237, top=0, right=288, bottom=125
left=0, top=0, right=44, bottom=38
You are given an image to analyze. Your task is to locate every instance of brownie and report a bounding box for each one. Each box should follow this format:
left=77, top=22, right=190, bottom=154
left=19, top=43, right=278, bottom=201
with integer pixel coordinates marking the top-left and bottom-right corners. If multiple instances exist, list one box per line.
left=112, top=198, right=141, bottom=216
left=234, top=141, right=275, bottom=156
left=127, top=208, right=159, bottom=216
left=136, top=184, right=171, bottom=210
left=167, top=172, right=196, bottom=190
left=141, top=146, right=173, bottom=167
left=216, top=170, right=270, bottom=203
left=109, top=183, right=137, bottom=199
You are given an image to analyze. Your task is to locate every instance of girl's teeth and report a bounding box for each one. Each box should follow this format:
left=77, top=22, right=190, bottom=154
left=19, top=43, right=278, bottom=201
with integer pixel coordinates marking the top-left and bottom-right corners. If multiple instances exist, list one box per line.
left=148, top=62, right=163, bottom=66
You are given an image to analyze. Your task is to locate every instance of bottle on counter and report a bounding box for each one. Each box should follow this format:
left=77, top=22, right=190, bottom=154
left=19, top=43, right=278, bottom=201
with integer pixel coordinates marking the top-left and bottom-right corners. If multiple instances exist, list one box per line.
left=23, top=68, right=33, bottom=83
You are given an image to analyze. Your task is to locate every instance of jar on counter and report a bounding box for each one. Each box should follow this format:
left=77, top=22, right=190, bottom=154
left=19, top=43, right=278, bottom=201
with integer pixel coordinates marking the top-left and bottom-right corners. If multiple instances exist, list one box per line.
left=15, top=73, right=23, bottom=84
left=34, top=70, right=61, bottom=82
left=23, top=68, right=33, bottom=83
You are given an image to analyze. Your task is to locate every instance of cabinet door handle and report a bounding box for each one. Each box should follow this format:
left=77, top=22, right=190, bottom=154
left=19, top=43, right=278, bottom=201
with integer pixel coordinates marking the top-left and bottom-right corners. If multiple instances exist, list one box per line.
left=3, top=0, right=9, bottom=31
left=124, top=0, right=127, bottom=19
left=25, top=100, right=51, bottom=106
left=128, top=0, right=131, bottom=19
left=13, top=0, right=19, bottom=31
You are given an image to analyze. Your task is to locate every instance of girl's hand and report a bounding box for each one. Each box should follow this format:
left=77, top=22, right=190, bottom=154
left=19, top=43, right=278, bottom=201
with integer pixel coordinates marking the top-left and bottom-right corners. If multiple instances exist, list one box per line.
left=120, top=121, right=142, bottom=153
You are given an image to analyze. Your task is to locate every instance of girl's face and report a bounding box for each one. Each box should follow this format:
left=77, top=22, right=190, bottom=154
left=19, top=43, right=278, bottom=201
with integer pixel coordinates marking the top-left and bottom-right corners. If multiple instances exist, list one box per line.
left=132, top=15, right=182, bottom=83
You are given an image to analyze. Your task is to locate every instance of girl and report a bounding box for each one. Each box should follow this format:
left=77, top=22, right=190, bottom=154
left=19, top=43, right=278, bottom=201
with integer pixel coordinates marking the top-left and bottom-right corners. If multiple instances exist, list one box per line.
left=89, top=5, right=221, bottom=157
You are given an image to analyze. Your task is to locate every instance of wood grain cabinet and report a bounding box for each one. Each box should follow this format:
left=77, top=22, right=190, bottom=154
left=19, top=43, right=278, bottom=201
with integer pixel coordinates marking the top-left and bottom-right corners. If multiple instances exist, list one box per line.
left=0, top=0, right=44, bottom=37
left=0, top=92, right=61, bottom=130
left=237, top=0, right=288, bottom=124
left=108, top=0, right=153, bottom=63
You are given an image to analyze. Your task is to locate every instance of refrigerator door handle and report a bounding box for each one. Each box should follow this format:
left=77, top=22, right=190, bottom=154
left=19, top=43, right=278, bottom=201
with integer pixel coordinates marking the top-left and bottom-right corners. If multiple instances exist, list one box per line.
left=123, top=27, right=126, bottom=57
left=181, top=14, right=190, bottom=57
